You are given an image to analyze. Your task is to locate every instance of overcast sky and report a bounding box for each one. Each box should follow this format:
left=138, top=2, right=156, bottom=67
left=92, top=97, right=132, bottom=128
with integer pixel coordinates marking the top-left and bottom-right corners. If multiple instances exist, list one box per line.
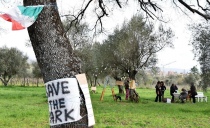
left=0, top=0, right=203, bottom=71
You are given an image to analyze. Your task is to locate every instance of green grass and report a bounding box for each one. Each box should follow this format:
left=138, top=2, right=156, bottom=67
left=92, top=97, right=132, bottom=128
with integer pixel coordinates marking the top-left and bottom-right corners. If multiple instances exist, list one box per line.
left=0, top=86, right=210, bottom=128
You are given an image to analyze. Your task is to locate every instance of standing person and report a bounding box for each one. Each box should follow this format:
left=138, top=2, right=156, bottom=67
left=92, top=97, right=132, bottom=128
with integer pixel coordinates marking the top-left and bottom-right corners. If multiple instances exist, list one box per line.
left=190, top=83, right=197, bottom=103
left=155, top=81, right=162, bottom=102
left=170, top=84, right=176, bottom=103
left=124, top=78, right=130, bottom=100
left=160, top=81, right=166, bottom=101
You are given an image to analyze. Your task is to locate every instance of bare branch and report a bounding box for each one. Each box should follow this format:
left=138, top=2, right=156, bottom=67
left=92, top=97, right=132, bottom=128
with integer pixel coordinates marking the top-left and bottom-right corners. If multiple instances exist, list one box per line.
left=197, top=0, right=210, bottom=11
left=115, top=0, right=122, bottom=8
left=207, top=0, right=210, bottom=5
left=98, top=0, right=108, bottom=16
left=63, top=0, right=210, bottom=36
left=148, top=0, right=163, bottom=12
left=64, top=0, right=93, bottom=35
left=178, top=0, right=210, bottom=20
left=138, top=0, right=154, bottom=19
left=93, top=12, right=105, bottom=32
left=172, top=0, right=190, bottom=16
left=137, top=0, right=163, bottom=20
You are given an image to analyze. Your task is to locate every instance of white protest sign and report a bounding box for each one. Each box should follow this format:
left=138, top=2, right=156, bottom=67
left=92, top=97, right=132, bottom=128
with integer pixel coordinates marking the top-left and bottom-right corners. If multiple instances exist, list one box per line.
left=45, top=78, right=82, bottom=126
left=75, top=74, right=95, bottom=127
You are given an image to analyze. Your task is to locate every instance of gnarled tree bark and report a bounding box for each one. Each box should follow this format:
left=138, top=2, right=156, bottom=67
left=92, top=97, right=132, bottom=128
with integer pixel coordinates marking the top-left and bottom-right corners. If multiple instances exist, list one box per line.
left=23, top=0, right=90, bottom=127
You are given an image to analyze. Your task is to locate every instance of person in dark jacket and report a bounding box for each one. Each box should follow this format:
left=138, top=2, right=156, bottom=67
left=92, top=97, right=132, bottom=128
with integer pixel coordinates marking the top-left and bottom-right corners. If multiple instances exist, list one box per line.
left=155, top=81, right=162, bottom=102
left=170, top=84, right=176, bottom=102
left=190, top=83, right=197, bottom=103
left=160, top=81, right=166, bottom=101
left=179, top=88, right=188, bottom=103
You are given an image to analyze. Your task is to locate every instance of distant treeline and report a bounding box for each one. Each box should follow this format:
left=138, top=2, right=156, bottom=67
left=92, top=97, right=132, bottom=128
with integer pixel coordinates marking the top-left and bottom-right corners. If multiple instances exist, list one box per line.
left=0, top=78, right=44, bottom=86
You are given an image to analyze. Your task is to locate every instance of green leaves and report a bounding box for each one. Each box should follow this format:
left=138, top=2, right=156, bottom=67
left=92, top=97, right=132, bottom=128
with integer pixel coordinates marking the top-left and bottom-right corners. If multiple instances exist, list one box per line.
left=100, top=15, right=174, bottom=78
left=0, top=46, right=29, bottom=86
left=190, top=23, right=210, bottom=91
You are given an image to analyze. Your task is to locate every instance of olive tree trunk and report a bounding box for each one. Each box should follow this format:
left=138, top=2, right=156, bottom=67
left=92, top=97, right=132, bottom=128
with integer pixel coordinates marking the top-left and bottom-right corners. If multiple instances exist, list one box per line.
left=23, top=0, right=90, bottom=127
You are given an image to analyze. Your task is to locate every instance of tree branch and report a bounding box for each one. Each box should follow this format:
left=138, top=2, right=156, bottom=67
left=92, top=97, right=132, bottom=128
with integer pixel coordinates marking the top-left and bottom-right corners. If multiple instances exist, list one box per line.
left=98, top=0, right=108, bottom=16
left=115, top=0, right=122, bottom=8
left=64, top=0, right=210, bottom=35
left=197, top=0, right=210, bottom=11
left=64, top=0, right=93, bottom=34
left=207, top=0, right=210, bottom=5
left=178, top=0, right=210, bottom=20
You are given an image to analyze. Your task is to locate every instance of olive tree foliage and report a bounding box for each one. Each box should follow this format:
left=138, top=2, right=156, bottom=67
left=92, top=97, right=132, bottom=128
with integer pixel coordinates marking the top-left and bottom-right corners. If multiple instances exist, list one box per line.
left=77, top=42, right=103, bottom=87
left=100, top=15, right=174, bottom=80
left=136, top=67, right=161, bottom=87
left=164, top=74, right=182, bottom=86
left=31, top=61, right=42, bottom=78
left=62, top=17, right=91, bottom=50
left=184, top=68, right=200, bottom=85
left=17, top=63, right=31, bottom=86
left=190, top=23, right=210, bottom=91
left=150, top=66, right=161, bottom=83
left=62, top=18, right=106, bottom=87
left=0, top=47, right=28, bottom=86
left=88, top=43, right=111, bottom=86
left=77, top=43, right=94, bottom=84
left=31, top=61, right=42, bottom=87
left=78, top=41, right=123, bottom=88
left=190, top=66, right=200, bottom=83
left=62, top=18, right=98, bottom=86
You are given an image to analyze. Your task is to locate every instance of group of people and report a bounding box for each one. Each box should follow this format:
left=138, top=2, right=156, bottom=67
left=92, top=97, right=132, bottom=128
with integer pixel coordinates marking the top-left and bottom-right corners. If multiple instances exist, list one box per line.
left=155, top=81, right=197, bottom=103
left=155, top=81, right=166, bottom=102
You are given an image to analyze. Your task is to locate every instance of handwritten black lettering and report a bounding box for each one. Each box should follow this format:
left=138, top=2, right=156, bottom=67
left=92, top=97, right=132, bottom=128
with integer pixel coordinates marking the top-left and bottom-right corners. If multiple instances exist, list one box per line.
left=50, top=109, right=75, bottom=124
left=50, top=111, right=54, bottom=123
left=48, top=98, right=66, bottom=111
left=65, top=109, right=75, bottom=121
left=53, top=99, right=59, bottom=110
left=47, top=84, right=54, bottom=97
left=61, top=81, right=70, bottom=94
left=52, top=82, right=60, bottom=95
left=55, top=110, right=62, bottom=123
left=46, top=81, right=71, bottom=98
left=59, top=98, right=65, bottom=108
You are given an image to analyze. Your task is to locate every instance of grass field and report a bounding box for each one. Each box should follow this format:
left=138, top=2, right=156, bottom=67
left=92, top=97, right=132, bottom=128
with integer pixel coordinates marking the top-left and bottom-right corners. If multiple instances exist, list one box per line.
left=0, top=85, right=210, bottom=128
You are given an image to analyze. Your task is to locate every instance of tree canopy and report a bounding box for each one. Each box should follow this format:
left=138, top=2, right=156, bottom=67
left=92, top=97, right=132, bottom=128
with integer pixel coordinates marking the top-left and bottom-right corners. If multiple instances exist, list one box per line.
left=99, top=15, right=174, bottom=79
left=0, top=46, right=29, bottom=86
left=190, top=22, right=210, bottom=90
left=63, top=17, right=91, bottom=50
left=31, top=61, right=42, bottom=78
